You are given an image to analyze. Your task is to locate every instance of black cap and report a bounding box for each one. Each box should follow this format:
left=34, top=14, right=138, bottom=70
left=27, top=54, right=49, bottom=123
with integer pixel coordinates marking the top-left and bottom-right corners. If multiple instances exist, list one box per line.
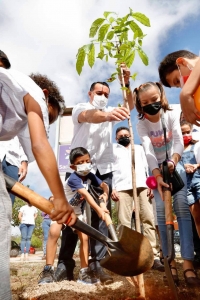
left=0, top=50, right=11, bottom=69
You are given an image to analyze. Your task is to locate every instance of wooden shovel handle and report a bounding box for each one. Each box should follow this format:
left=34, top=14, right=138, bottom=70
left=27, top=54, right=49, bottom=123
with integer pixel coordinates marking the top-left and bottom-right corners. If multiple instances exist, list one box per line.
left=163, top=189, right=173, bottom=225
left=5, top=174, right=55, bottom=214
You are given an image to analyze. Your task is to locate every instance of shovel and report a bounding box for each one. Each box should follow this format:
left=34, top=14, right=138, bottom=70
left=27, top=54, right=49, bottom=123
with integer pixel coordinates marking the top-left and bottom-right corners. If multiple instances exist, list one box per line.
left=162, top=161, right=179, bottom=300
left=5, top=174, right=154, bottom=276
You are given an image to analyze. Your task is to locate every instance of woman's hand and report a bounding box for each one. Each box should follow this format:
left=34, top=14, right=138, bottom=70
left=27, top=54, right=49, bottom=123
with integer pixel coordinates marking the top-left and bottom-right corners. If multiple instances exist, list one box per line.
left=184, top=163, right=197, bottom=173
left=156, top=176, right=170, bottom=201
left=167, top=160, right=175, bottom=173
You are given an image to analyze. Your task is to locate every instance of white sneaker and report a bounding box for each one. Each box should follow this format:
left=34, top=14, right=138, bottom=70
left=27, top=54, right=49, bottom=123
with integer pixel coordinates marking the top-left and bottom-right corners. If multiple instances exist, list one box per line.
left=20, top=253, right=24, bottom=261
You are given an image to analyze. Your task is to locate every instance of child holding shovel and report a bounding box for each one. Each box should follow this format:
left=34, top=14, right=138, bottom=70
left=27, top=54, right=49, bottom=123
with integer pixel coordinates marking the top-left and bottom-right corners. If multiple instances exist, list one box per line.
left=38, top=147, right=109, bottom=285
left=135, top=81, right=200, bottom=286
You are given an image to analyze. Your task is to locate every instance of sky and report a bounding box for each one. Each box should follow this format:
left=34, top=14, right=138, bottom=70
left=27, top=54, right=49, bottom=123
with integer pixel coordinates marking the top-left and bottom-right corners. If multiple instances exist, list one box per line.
left=1, top=0, right=200, bottom=199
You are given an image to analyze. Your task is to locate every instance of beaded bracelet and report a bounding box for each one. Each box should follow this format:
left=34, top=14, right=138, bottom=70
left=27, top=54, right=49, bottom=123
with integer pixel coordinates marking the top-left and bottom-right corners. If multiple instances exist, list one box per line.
left=167, top=159, right=175, bottom=169
left=155, top=174, right=163, bottom=180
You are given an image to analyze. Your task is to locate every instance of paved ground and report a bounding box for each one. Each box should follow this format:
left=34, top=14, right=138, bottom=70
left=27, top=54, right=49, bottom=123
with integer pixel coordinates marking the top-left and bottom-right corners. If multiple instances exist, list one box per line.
left=10, top=251, right=55, bottom=263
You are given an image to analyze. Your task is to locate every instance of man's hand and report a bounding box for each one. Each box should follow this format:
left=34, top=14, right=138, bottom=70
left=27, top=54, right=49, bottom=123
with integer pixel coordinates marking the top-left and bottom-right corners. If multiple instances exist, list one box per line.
left=18, top=161, right=28, bottom=182
left=118, top=63, right=131, bottom=85
left=107, top=107, right=130, bottom=122
left=147, top=188, right=154, bottom=200
left=99, top=192, right=108, bottom=203
left=49, top=197, right=77, bottom=226
left=111, top=189, right=120, bottom=202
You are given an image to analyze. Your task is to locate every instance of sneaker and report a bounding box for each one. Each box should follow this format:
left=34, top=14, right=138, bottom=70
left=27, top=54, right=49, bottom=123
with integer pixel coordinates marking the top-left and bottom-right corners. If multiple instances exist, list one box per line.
left=77, top=268, right=100, bottom=285
left=38, top=265, right=55, bottom=285
left=151, top=259, right=165, bottom=272
left=24, top=253, right=29, bottom=261
left=89, top=261, right=113, bottom=285
left=20, top=253, right=24, bottom=261
left=54, top=263, right=74, bottom=281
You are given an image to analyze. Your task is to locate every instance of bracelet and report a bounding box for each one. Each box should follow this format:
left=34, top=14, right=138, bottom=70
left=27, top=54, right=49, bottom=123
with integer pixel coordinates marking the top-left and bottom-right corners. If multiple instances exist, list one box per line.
left=21, top=160, right=28, bottom=164
left=155, top=174, right=163, bottom=180
left=167, top=159, right=175, bottom=168
left=120, top=81, right=130, bottom=88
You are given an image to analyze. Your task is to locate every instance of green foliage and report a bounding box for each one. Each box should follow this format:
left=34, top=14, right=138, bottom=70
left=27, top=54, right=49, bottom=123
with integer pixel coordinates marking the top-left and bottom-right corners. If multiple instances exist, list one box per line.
left=31, top=234, right=42, bottom=248
left=75, top=8, right=150, bottom=78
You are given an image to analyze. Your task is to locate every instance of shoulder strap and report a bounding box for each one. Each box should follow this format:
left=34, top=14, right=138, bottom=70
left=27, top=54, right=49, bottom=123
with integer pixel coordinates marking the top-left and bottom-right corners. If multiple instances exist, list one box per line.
left=160, top=109, right=169, bottom=160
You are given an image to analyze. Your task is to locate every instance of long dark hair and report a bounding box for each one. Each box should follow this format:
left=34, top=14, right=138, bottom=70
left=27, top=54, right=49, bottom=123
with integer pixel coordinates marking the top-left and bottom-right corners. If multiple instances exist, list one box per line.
left=180, top=120, right=199, bottom=144
left=134, top=82, right=171, bottom=120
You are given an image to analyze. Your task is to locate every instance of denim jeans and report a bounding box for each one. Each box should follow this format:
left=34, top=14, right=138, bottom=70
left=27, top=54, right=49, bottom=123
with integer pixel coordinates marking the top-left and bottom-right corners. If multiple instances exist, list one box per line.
left=2, top=157, right=19, bottom=205
left=153, top=161, right=194, bottom=260
left=42, top=218, right=51, bottom=255
left=20, top=224, right=35, bottom=254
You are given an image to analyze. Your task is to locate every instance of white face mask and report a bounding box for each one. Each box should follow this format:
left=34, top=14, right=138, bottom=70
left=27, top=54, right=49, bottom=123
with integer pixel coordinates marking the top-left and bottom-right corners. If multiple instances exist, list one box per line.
left=92, top=94, right=108, bottom=109
left=75, top=163, right=92, bottom=176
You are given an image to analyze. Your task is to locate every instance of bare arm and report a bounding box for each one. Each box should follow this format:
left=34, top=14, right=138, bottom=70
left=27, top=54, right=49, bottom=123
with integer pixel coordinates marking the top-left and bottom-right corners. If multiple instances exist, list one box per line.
left=78, top=106, right=130, bottom=123
left=99, top=182, right=109, bottom=203
left=180, top=59, right=200, bottom=125
left=77, top=188, right=109, bottom=220
left=23, top=93, right=76, bottom=225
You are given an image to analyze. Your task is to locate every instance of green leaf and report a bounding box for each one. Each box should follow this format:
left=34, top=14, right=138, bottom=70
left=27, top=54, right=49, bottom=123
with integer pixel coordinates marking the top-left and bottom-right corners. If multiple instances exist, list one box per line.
left=131, top=72, right=137, bottom=81
left=129, top=21, right=143, bottom=37
left=138, top=39, right=142, bottom=46
left=109, top=17, right=115, bottom=24
left=132, top=12, right=150, bottom=27
left=107, top=76, right=116, bottom=82
left=126, top=51, right=135, bottom=68
left=137, top=48, right=149, bottom=65
left=76, top=47, right=86, bottom=75
left=107, top=31, right=114, bottom=40
left=87, top=44, right=95, bottom=68
left=119, top=44, right=129, bottom=51
left=121, top=31, right=128, bottom=42
left=103, top=11, right=115, bottom=18
left=105, top=54, right=109, bottom=62
left=89, top=18, right=105, bottom=38
left=97, top=42, right=104, bottom=59
left=98, top=24, right=110, bottom=41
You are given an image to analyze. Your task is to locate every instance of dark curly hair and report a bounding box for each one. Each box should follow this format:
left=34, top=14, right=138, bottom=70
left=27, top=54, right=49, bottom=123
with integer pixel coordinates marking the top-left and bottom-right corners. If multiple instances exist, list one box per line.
left=158, top=50, right=197, bottom=87
left=134, top=82, right=171, bottom=119
left=29, top=73, right=65, bottom=114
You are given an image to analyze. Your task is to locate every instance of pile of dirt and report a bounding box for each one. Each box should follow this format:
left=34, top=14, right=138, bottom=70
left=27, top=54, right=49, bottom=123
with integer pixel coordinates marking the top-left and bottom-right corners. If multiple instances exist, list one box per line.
left=11, top=258, right=200, bottom=300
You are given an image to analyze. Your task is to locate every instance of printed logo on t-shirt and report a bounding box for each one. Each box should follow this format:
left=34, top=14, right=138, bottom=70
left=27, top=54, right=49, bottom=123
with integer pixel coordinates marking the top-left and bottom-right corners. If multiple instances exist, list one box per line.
left=150, top=130, right=172, bottom=153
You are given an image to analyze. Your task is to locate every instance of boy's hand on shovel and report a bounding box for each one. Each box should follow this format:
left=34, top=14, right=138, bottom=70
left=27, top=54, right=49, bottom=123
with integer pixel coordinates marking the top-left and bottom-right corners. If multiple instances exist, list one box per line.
left=50, top=197, right=77, bottom=225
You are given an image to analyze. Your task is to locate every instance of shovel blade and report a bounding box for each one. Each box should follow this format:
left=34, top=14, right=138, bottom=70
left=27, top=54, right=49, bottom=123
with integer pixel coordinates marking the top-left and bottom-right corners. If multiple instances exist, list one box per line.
left=101, top=225, right=154, bottom=276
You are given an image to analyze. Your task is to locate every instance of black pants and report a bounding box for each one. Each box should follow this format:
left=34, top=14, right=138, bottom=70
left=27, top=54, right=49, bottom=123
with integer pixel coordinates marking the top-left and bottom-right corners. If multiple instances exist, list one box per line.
left=58, top=170, right=112, bottom=268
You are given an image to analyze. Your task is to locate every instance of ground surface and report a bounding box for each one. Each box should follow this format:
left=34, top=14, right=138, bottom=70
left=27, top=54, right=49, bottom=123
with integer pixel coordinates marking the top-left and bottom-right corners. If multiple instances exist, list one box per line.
left=11, top=252, right=200, bottom=300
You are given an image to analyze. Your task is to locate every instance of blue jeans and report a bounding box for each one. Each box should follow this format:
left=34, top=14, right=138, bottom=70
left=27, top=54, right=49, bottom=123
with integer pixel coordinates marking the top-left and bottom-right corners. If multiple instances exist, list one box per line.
left=42, top=218, right=51, bottom=255
left=2, top=157, right=19, bottom=206
left=153, top=161, right=194, bottom=260
left=20, top=224, right=35, bottom=254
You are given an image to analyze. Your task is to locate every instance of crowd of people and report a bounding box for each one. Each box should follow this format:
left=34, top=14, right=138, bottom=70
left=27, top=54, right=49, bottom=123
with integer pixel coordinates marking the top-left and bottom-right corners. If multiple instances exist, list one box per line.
left=1, top=47, right=200, bottom=299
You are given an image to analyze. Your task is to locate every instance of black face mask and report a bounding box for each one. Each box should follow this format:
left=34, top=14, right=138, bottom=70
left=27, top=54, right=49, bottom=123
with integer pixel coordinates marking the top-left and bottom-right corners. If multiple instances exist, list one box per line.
left=142, top=101, right=162, bottom=115
left=118, top=136, right=130, bottom=147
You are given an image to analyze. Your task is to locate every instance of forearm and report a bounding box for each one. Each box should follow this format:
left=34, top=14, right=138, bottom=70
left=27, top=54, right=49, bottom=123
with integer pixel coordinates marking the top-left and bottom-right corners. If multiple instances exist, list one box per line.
left=78, top=109, right=109, bottom=123
left=171, top=153, right=181, bottom=165
left=100, top=182, right=109, bottom=199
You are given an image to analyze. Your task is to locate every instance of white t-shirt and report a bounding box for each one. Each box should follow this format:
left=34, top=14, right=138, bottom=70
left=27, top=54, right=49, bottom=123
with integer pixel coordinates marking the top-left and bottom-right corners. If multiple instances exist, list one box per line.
left=71, top=102, right=117, bottom=175
left=19, top=205, right=38, bottom=225
left=0, top=68, right=49, bottom=162
left=112, top=144, right=149, bottom=191
left=137, top=109, right=184, bottom=171
left=0, top=136, right=28, bottom=167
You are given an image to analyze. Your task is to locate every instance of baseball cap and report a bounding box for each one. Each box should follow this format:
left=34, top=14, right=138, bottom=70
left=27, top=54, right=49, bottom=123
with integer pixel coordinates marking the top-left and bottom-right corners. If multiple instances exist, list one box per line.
left=0, top=50, right=11, bottom=69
